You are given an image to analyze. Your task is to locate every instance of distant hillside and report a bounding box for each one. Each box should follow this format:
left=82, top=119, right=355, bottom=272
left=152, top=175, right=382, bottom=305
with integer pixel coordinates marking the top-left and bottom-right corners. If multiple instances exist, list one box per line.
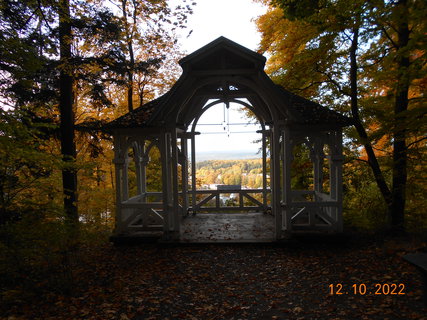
left=195, top=150, right=261, bottom=162
left=195, top=159, right=265, bottom=188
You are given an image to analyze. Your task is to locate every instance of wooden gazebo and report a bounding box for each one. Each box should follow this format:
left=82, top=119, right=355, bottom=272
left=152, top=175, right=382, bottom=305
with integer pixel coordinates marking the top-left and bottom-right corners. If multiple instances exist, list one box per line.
left=106, top=37, right=351, bottom=242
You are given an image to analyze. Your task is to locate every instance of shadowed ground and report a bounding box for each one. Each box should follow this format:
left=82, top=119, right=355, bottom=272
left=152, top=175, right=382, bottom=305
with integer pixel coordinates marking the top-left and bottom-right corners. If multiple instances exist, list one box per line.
left=1, top=236, right=426, bottom=319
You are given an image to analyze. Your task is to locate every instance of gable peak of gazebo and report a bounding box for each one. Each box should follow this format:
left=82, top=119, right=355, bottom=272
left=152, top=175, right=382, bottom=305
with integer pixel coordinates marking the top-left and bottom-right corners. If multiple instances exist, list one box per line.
left=178, top=36, right=266, bottom=72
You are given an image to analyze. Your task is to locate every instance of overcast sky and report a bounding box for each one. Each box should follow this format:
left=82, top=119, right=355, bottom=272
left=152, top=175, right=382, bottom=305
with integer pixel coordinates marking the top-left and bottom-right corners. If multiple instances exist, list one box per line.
left=174, top=0, right=267, bottom=53
left=172, top=0, right=267, bottom=154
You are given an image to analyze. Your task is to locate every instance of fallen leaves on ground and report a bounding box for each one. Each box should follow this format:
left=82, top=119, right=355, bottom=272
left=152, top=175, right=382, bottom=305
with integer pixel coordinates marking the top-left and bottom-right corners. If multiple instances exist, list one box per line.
left=1, top=235, right=426, bottom=319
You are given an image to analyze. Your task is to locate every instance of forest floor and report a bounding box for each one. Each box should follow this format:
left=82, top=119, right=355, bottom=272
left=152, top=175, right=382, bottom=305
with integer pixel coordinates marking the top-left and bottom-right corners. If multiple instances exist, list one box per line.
left=1, top=233, right=426, bottom=320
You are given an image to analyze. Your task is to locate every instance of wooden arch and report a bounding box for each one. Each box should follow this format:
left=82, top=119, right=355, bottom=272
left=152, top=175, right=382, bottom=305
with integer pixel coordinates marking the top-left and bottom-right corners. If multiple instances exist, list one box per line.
left=106, top=37, right=351, bottom=242
left=189, top=98, right=266, bottom=133
left=173, top=77, right=275, bottom=128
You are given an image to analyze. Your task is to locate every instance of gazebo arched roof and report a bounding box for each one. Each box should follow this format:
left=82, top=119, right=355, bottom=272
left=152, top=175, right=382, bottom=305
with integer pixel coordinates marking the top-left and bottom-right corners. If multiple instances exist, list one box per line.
left=106, top=36, right=351, bottom=131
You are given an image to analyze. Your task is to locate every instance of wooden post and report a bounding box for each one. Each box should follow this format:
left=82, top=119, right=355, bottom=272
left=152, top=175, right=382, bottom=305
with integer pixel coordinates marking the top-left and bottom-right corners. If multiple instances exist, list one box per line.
left=113, top=136, right=124, bottom=233
left=271, top=126, right=282, bottom=239
left=282, top=128, right=292, bottom=233
left=191, top=134, right=197, bottom=214
left=329, top=130, right=344, bottom=232
left=166, top=132, right=174, bottom=232
left=122, top=155, right=129, bottom=201
left=160, top=132, right=170, bottom=233
left=281, top=134, right=285, bottom=203
left=262, top=130, right=268, bottom=210
left=181, top=137, right=189, bottom=214
left=312, top=137, right=324, bottom=194
left=134, top=142, right=143, bottom=196
left=171, top=129, right=180, bottom=235
left=141, top=147, right=148, bottom=202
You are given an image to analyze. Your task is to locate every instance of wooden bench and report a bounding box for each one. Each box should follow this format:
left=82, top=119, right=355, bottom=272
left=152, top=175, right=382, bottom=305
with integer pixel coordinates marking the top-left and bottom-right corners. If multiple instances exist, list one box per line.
left=403, top=253, right=427, bottom=306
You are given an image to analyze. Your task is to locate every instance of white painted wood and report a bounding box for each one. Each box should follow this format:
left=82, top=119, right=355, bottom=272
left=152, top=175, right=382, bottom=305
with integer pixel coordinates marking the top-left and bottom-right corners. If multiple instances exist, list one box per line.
left=330, top=130, right=344, bottom=232
left=271, top=127, right=282, bottom=239
left=113, top=137, right=124, bottom=233
left=282, top=128, right=292, bottom=233
left=165, top=132, right=174, bottom=232
left=122, top=156, right=129, bottom=201
left=311, top=137, right=324, bottom=194
left=140, top=153, right=147, bottom=202
left=262, top=130, right=268, bottom=209
left=181, top=137, right=189, bottom=214
left=191, top=135, right=197, bottom=214
left=159, top=133, right=170, bottom=233
left=171, top=129, right=180, bottom=234
left=134, top=142, right=143, bottom=196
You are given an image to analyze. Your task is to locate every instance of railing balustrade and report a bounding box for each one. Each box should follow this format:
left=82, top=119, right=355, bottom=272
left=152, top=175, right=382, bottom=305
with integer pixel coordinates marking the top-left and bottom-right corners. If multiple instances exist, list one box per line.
left=287, top=190, right=340, bottom=231
left=189, top=188, right=270, bottom=213
left=119, top=188, right=340, bottom=233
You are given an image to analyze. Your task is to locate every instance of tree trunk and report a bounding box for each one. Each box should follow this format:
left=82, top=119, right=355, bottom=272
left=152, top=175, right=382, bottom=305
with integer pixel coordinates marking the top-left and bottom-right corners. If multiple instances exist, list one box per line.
left=391, top=0, right=410, bottom=233
left=59, top=0, right=78, bottom=225
left=348, top=26, right=393, bottom=211
left=121, top=0, right=134, bottom=112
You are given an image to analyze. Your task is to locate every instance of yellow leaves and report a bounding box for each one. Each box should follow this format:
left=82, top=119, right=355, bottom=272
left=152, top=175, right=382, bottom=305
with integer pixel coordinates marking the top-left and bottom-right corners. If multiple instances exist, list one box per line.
left=255, top=5, right=318, bottom=75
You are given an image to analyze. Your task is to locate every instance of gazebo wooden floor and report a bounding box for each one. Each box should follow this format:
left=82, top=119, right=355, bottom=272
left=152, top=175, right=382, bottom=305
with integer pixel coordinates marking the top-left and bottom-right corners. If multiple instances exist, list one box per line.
left=180, top=212, right=275, bottom=243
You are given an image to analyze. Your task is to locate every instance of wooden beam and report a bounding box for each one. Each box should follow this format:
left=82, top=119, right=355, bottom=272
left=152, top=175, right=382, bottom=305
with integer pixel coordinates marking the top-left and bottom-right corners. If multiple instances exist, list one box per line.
left=179, top=132, right=201, bottom=139
left=191, top=69, right=258, bottom=76
left=193, top=89, right=257, bottom=99
left=196, top=193, right=216, bottom=209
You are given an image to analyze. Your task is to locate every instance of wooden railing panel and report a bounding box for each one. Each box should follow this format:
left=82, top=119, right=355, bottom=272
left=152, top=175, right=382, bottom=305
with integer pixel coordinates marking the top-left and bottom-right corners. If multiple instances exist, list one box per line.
left=191, top=189, right=268, bottom=212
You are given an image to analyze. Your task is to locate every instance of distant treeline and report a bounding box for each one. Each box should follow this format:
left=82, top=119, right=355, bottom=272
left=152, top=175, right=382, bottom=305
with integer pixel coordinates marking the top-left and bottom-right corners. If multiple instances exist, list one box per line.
left=196, top=159, right=266, bottom=188
left=196, top=159, right=263, bottom=171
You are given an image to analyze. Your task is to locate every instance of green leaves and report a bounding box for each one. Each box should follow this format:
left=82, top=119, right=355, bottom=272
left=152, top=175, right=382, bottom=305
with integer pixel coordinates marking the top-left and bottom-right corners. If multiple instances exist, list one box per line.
left=0, top=109, right=61, bottom=224
left=272, top=0, right=322, bottom=20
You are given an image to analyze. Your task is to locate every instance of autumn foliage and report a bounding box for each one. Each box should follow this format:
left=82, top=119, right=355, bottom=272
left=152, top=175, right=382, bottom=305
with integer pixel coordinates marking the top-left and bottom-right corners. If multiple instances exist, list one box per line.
left=0, top=0, right=426, bottom=316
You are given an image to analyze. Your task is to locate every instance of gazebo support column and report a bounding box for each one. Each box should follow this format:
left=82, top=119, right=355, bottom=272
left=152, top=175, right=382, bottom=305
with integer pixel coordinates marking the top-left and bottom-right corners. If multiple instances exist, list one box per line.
left=281, top=128, right=292, bottom=234
left=160, top=132, right=173, bottom=236
left=311, top=137, right=325, bottom=198
left=191, top=134, right=197, bottom=214
left=112, top=136, right=129, bottom=234
left=113, top=159, right=124, bottom=233
left=329, top=130, right=344, bottom=232
left=171, top=130, right=180, bottom=235
left=262, top=130, right=268, bottom=210
left=180, top=136, right=189, bottom=215
left=133, top=141, right=144, bottom=197
left=121, top=156, right=130, bottom=202
left=271, top=126, right=282, bottom=239
left=140, top=153, right=148, bottom=202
